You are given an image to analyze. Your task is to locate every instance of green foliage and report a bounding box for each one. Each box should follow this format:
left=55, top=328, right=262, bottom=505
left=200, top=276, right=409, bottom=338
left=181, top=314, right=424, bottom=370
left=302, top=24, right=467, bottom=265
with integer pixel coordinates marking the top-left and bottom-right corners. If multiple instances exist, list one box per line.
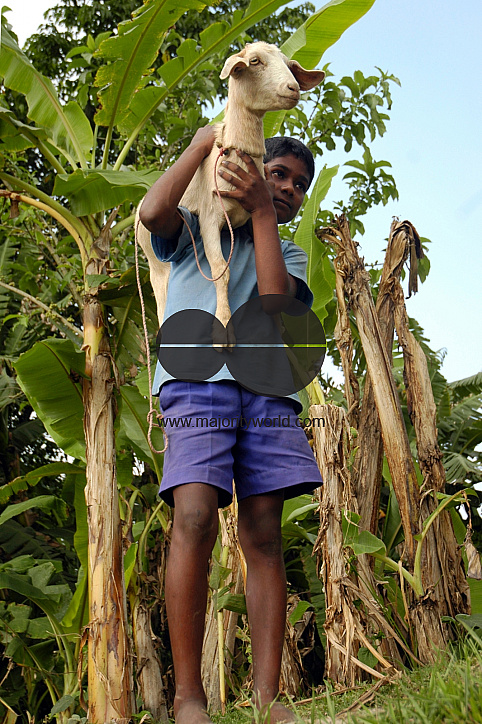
left=2, top=0, right=478, bottom=719
left=439, top=371, right=482, bottom=486
left=116, top=384, right=165, bottom=477
left=281, top=495, right=325, bottom=684
left=342, top=488, right=473, bottom=604
left=351, top=645, right=482, bottom=724
left=14, top=339, right=86, bottom=460
left=339, top=146, right=398, bottom=236
left=23, top=0, right=141, bottom=85
left=0, top=463, right=85, bottom=506
left=93, top=0, right=208, bottom=131
left=0, top=550, right=83, bottom=723
left=53, top=168, right=162, bottom=216
left=293, top=165, right=338, bottom=324
left=0, top=25, right=92, bottom=169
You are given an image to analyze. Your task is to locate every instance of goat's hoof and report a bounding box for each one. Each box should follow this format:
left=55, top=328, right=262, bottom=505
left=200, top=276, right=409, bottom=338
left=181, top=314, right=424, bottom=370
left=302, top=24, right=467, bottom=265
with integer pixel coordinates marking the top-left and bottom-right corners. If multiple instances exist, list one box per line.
left=226, top=323, right=236, bottom=350
left=211, top=321, right=228, bottom=351
left=211, top=321, right=236, bottom=351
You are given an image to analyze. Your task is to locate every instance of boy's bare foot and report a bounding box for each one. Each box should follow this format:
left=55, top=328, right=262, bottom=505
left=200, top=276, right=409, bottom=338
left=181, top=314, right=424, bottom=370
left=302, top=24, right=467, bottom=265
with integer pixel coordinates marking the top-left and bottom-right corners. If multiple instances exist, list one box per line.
left=174, top=699, right=213, bottom=724
left=253, top=701, right=297, bottom=723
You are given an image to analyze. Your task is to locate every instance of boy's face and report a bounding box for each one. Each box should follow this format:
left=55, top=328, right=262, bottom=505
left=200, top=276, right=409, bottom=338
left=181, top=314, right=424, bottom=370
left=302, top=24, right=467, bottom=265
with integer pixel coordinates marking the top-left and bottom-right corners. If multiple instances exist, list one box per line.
left=264, top=153, right=311, bottom=224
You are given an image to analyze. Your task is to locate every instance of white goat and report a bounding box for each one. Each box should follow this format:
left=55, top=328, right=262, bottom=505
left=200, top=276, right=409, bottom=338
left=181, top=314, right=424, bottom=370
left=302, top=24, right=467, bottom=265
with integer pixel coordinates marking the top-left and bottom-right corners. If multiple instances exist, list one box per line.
left=136, top=42, right=324, bottom=340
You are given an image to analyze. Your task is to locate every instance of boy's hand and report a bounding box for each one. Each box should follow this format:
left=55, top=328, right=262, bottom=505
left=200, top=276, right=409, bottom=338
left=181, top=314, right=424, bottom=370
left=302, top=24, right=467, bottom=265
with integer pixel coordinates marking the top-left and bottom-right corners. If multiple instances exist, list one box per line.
left=140, top=126, right=215, bottom=237
left=217, top=150, right=275, bottom=217
left=190, top=126, right=216, bottom=159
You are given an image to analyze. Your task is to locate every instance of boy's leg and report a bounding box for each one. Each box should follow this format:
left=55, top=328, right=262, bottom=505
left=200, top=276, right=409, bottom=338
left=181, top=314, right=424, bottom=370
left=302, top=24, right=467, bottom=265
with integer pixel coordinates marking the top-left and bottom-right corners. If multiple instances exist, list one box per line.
left=237, top=493, right=296, bottom=724
left=165, top=483, right=219, bottom=724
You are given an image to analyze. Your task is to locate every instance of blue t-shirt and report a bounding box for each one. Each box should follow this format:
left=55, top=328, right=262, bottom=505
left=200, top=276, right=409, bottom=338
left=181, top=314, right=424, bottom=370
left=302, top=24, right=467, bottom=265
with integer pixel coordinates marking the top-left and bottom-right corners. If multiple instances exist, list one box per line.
left=150, top=207, right=313, bottom=409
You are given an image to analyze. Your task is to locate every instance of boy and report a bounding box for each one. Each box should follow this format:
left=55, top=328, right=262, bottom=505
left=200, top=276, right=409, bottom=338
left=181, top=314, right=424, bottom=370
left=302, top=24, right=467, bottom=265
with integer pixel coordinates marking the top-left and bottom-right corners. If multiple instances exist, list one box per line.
left=140, top=128, right=323, bottom=724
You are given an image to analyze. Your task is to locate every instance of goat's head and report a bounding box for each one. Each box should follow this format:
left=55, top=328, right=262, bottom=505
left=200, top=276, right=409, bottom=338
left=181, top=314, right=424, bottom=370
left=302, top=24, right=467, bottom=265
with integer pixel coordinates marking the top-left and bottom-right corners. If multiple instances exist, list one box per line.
left=220, top=42, right=325, bottom=113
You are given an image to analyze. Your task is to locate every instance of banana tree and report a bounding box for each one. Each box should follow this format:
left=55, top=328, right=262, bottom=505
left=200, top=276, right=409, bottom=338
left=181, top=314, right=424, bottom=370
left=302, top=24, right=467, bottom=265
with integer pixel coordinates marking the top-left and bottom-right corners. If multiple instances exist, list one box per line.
left=0, top=0, right=377, bottom=719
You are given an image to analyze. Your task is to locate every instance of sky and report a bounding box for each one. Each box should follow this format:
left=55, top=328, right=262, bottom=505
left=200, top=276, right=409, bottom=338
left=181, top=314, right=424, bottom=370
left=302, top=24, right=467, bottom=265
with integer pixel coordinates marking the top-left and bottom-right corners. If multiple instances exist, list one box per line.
left=4, top=0, right=482, bottom=383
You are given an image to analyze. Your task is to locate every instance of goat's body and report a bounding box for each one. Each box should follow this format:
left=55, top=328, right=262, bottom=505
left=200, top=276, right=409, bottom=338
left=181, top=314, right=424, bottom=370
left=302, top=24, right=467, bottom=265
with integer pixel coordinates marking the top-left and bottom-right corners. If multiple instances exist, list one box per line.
left=136, top=42, right=324, bottom=335
left=136, top=206, right=170, bottom=327
left=136, top=119, right=263, bottom=330
left=179, top=120, right=266, bottom=330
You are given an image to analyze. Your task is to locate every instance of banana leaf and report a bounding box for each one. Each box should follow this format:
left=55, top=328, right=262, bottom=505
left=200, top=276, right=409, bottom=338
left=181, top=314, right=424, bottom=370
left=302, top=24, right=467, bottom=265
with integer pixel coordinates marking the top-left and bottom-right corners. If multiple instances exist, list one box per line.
left=14, top=339, right=86, bottom=460
left=293, top=165, right=338, bottom=324
left=0, top=462, right=85, bottom=505
left=0, top=20, right=92, bottom=167
left=0, top=495, right=67, bottom=527
left=116, top=383, right=164, bottom=480
left=53, top=168, right=162, bottom=216
left=94, top=0, right=208, bottom=130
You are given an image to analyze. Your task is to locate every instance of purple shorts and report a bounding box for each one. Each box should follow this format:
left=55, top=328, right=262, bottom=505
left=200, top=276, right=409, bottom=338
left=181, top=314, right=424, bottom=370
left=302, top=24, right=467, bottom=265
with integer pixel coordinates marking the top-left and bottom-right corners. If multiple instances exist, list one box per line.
left=158, top=380, right=323, bottom=508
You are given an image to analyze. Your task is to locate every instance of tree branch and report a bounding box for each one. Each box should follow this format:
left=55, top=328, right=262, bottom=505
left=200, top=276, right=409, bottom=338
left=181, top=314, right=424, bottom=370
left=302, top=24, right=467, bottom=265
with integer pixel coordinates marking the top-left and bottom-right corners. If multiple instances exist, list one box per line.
left=0, top=280, right=81, bottom=338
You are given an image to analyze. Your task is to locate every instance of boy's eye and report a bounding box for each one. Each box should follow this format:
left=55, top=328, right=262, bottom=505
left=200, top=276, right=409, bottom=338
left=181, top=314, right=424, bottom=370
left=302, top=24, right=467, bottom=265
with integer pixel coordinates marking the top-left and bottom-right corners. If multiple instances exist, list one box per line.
left=273, top=170, right=284, bottom=178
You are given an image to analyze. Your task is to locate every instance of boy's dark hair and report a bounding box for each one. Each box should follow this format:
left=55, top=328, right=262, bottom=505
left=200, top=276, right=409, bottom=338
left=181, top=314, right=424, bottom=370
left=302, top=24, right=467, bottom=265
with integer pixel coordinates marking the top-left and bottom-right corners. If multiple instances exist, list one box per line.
left=264, top=137, right=315, bottom=187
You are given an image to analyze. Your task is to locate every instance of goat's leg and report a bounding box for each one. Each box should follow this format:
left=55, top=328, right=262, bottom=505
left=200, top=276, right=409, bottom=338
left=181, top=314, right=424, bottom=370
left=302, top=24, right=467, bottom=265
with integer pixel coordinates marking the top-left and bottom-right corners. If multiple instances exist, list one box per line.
left=199, top=213, right=235, bottom=349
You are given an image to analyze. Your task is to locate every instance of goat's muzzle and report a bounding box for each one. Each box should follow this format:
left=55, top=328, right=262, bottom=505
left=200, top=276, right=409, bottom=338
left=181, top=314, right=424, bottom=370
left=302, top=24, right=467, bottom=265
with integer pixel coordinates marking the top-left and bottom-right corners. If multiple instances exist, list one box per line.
left=278, top=92, right=300, bottom=108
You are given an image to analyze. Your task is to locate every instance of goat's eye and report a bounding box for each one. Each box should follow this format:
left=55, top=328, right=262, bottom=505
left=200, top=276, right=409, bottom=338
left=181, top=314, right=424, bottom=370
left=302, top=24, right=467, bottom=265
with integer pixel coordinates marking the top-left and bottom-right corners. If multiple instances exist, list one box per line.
left=249, top=57, right=260, bottom=65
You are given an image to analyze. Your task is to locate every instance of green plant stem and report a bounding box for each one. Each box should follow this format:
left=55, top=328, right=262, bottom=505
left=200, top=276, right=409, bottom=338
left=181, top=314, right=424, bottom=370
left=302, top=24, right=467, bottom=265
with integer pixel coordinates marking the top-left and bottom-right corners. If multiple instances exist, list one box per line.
left=92, top=123, right=99, bottom=168
left=9, top=620, right=61, bottom=705
left=73, top=576, right=89, bottom=664
left=44, top=612, right=77, bottom=697
left=21, top=129, right=66, bottom=174
left=101, top=126, right=113, bottom=170
left=114, top=129, right=137, bottom=171
left=137, top=499, right=166, bottom=565
left=373, top=552, right=423, bottom=597
left=413, top=490, right=465, bottom=596
left=111, top=213, right=135, bottom=237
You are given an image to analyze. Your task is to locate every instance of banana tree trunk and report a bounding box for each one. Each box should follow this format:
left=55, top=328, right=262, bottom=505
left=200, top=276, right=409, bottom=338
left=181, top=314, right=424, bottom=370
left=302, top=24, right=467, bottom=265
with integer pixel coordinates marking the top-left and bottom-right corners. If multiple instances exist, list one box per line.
left=392, top=267, right=470, bottom=624
left=311, top=404, right=404, bottom=683
left=279, top=598, right=304, bottom=697
left=318, top=217, right=420, bottom=567
left=133, top=594, right=169, bottom=723
left=202, top=506, right=244, bottom=713
left=317, top=216, right=454, bottom=662
left=83, top=291, right=134, bottom=723
left=352, top=219, right=408, bottom=537
left=311, top=404, right=356, bottom=683
left=323, top=222, right=414, bottom=668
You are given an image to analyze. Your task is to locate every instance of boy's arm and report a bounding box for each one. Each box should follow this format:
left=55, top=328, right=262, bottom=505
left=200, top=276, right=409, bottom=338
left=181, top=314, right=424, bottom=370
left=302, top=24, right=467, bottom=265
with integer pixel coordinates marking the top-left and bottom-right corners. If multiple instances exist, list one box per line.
left=139, top=126, right=215, bottom=239
left=218, top=150, right=297, bottom=298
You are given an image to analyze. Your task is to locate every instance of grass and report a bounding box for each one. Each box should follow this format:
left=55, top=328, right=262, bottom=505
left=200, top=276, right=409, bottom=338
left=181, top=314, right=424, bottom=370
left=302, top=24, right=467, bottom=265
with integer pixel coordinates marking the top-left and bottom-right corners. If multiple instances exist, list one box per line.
left=204, top=636, right=482, bottom=723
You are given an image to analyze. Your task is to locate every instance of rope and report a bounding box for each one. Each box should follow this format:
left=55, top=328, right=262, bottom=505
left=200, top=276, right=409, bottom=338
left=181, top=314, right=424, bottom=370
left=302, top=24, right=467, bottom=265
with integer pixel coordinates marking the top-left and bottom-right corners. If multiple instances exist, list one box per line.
left=134, top=215, right=168, bottom=455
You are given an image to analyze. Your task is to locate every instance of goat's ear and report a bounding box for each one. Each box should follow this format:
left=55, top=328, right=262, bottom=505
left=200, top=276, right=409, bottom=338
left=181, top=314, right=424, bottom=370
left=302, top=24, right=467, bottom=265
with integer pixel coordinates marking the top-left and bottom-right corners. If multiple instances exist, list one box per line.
left=287, top=60, right=325, bottom=91
left=220, top=54, right=250, bottom=80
